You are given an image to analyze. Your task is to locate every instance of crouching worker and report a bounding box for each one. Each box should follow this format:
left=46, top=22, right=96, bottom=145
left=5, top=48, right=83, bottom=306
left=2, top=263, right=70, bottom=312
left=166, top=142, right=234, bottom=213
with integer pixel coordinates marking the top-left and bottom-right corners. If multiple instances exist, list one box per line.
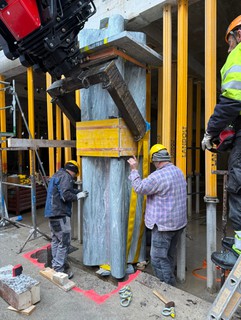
left=44, top=160, right=88, bottom=279
left=127, top=144, right=187, bottom=286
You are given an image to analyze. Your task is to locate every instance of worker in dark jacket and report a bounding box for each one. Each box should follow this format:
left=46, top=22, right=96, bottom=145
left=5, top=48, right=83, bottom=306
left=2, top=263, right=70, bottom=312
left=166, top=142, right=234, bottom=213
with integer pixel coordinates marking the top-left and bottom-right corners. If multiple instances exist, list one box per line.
left=202, top=15, right=241, bottom=269
left=44, top=160, right=88, bottom=278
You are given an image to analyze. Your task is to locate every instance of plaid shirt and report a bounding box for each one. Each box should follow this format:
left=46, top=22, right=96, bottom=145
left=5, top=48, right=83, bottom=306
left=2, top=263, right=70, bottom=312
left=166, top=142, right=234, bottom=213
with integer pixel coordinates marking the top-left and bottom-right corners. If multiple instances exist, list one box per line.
left=128, top=163, right=187, bottom=231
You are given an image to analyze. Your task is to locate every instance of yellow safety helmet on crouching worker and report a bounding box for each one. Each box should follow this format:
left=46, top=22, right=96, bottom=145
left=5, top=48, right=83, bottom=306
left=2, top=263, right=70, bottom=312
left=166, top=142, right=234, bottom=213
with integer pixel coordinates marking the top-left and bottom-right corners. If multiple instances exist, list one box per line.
left=149, top=144, right=167, bottom=163
left=64, top=160, right=80, bottom=175
left=225, top=15, right=241, bottom=43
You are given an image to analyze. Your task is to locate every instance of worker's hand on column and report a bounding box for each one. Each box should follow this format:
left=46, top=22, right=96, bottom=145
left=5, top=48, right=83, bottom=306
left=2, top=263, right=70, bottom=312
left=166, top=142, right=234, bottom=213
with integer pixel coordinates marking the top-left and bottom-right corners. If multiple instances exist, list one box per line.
left=77, top=191, right=89, bottom=200
left=127, top=155, right=138, bottom=170
left=201, top=131, right=213, bottom=151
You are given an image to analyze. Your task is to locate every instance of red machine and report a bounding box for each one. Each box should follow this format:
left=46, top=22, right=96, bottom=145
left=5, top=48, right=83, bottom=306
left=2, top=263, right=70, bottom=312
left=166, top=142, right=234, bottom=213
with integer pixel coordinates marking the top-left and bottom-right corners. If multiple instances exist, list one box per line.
left=0, top=0, right=96, bottom=78
left=0, top=0, right=41, bottom=41
left=0, top=0, right=147, bottom=140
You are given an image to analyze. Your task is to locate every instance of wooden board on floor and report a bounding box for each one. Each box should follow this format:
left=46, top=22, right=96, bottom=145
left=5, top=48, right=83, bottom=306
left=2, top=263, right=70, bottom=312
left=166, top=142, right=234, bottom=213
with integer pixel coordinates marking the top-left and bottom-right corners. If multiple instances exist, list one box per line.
left=8, top=305, right=36, bottom=315
left=39, top=268, right=75, bottom=292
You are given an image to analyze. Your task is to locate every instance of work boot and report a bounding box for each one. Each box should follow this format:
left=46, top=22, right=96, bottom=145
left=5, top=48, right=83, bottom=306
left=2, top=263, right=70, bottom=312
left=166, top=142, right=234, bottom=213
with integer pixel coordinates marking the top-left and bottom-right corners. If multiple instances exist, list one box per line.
left=64, top=261, right=71, bottom=270
left=64, top=261, right=74, bottom=279
left=64, top=268, right=74, bottom=279
left=211, top=249, right=238, bottom=269
left=222, top=237, right=235, bottom=250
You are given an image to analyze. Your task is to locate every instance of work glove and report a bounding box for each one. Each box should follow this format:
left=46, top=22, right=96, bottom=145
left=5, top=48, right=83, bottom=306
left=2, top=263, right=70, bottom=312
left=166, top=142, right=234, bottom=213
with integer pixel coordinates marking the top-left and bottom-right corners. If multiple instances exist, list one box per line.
left=201, top=131, right=213, bottom=151
left=77, top=191, right=89, bottom=200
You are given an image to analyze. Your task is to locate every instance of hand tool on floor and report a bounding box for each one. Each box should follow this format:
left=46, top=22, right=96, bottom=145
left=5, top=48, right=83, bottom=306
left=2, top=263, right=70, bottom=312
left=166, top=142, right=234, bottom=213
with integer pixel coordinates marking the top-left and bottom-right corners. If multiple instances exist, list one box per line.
left=153, top=290, right=176, bottom=318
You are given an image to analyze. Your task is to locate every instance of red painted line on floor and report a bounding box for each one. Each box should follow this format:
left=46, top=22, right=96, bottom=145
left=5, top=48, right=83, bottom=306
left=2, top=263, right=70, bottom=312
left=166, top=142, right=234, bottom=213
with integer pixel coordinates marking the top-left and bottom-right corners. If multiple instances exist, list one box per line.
left=22, top=244, right=50, bottom=268
left=23, top=244, right=141, bottom=304
left=72, top=271, right=140, bottom=304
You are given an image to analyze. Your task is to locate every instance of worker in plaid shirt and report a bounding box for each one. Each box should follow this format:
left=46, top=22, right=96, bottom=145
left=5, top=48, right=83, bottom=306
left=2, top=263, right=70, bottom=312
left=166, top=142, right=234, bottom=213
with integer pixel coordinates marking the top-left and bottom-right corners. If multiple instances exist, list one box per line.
left=127, top=144, right=187, bottom=286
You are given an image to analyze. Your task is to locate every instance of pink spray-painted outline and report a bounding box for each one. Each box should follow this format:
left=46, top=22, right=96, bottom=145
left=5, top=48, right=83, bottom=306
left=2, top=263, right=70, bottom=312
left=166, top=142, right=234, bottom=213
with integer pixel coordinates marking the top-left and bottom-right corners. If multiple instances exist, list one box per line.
left=22, top=244, right=141, bottom=304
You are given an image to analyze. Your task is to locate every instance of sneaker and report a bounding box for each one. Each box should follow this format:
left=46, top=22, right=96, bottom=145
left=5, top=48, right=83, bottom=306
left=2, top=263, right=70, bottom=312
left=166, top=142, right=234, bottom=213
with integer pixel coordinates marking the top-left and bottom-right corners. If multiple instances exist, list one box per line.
left=222, top=237, right=235, bottom=250
left=211, top=250, right=238, bottom=269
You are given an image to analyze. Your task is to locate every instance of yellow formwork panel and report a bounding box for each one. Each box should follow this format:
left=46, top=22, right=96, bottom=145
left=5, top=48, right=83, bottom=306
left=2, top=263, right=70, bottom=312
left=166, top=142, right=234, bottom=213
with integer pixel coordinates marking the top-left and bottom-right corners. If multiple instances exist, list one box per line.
left=76, top=118, right=138, bottom=157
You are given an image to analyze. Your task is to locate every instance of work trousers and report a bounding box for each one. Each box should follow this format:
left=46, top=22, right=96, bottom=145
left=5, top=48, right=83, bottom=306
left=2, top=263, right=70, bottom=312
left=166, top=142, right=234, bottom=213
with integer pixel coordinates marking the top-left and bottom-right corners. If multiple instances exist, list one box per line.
left=227, top=135, right=241, bottom=231
left=150, top=225, right=184, bottom=286
left=49, top=216, right=71, bottom=272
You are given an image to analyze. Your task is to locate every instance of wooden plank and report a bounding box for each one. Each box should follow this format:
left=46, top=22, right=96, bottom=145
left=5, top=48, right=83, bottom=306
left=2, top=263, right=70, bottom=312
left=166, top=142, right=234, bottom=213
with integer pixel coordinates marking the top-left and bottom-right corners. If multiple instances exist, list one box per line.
left=8, top=305, right=36, bottom=315
left=80, top=31, right=162, bottom=67
left=7, top=138, right=76, bottom=149
left=39, top=268, right=75, bottom=292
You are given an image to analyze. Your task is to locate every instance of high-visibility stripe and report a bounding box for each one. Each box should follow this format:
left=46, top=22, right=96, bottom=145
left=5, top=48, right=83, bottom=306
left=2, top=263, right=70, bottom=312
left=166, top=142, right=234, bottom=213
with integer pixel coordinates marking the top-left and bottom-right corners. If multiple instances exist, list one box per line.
left=222, top=81, right=241, bottom=91
left=220, top=42, right=241, bottom=100
left=222, top=65, right=241, bottom=81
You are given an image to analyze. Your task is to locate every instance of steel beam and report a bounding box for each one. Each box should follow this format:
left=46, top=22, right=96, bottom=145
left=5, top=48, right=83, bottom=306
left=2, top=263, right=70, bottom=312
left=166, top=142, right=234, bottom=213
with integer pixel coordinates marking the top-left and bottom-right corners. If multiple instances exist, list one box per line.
left=7, top=138, right=75, bottom=149
left=47, top=60, right=147, bottom=141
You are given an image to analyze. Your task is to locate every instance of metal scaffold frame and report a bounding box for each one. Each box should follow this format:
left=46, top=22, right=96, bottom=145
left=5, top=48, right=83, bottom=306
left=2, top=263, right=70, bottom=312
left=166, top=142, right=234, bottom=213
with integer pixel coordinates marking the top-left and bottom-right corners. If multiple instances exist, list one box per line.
left=0, top=79, right=51, bottom=252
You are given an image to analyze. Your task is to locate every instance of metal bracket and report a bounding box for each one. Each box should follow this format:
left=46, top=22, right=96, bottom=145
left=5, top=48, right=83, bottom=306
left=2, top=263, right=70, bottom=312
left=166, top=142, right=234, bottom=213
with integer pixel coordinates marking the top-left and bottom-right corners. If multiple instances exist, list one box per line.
left=204, top=196, right=219, bottom=204
left=47, top=60, right=147, bottom=141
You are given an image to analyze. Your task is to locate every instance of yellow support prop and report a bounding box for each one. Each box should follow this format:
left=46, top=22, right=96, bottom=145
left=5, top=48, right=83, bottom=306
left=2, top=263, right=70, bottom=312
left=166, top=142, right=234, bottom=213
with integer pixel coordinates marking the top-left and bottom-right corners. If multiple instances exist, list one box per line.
left=157, top=67, right=163, bottom=143
left=27, top=67, right=35, bottom=175
left=46, top=73, right=55, bottom=176
left=17, top=110, right=23, bottom=173
left=187, top=78, right=193, bottom=176
left=171, top=62, right=177, bottom=162
left=205, top=0, right=217, bottom=198
left=176, top=0, right=188, bottom=177
left=162, top=4, right=172, bottom=153
left=63, top=114, right=71, bottom=162
left=75, top=89, right=82, bottom=180
left=0, top=75, right=7, bottom=173
left=195, top=81, right=201, bottom=174
left=56, top=105, right=62, bottom=171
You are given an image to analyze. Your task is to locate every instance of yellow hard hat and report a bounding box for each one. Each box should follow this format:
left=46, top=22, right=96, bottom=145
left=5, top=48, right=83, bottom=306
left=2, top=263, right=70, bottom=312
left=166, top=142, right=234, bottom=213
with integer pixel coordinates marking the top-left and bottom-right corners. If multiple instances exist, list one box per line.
left=64, top=160, right=80, bottom=175
left=225, top=15, right=241, bottom=43
left=149, top=144, right=167, bottom=162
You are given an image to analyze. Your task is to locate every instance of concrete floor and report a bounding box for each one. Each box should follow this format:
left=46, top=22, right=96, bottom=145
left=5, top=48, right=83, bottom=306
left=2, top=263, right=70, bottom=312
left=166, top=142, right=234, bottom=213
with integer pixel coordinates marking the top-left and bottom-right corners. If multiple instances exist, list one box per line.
left=6, top=203, right=232, bottom=306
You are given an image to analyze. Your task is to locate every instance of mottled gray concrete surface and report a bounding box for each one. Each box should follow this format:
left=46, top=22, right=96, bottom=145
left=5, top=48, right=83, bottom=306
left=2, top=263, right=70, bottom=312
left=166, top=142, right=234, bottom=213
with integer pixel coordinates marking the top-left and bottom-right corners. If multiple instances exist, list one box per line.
left=0, top=222, right=213, bottom=320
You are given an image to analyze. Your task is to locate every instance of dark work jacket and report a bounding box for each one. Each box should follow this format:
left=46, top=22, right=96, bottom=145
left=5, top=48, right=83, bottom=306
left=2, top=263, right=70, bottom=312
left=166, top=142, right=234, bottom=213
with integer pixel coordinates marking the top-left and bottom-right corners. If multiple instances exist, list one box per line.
left=44, top=168, right=79, bottom=218
left=207, top=95, right=241, bottom=138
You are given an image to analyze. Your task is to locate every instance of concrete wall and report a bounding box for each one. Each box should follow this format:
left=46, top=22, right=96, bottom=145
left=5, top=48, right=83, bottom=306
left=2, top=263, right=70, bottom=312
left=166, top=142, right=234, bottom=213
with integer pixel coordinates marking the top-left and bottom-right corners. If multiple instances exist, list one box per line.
left=86, top=0, right=172, bottom=29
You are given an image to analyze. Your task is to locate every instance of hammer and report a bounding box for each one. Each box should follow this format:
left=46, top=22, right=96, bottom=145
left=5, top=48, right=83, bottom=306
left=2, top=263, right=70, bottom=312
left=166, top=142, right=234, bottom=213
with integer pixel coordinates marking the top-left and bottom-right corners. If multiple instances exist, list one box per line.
left=153, top=290, right=176, bottom=318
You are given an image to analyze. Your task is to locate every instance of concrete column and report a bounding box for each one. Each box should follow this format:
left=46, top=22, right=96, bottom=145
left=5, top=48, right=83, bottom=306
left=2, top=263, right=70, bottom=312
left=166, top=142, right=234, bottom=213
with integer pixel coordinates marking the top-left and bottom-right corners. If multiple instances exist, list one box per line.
left=80, top=15, right=146, bottom=278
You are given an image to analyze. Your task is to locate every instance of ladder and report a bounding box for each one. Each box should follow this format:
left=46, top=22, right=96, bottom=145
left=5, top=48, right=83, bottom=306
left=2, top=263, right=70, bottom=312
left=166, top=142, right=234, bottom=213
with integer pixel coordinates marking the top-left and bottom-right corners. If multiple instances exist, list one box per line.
left=207, top=254, right=241, bottom=319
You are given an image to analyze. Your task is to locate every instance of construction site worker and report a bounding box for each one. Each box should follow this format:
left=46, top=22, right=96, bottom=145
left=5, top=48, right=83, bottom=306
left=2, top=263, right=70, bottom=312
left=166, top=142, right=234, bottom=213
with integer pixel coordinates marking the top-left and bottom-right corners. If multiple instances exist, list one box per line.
left=202, top=15, right=241, bottom=269
left=127, top=144, right=187, bottom=286
left=44, top=160, right=88, bottom=278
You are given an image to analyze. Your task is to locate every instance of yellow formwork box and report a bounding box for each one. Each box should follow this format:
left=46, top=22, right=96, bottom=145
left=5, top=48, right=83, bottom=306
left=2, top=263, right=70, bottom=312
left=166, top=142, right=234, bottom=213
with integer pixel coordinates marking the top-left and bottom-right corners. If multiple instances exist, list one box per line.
left=76, top=118, right=138, bottom=158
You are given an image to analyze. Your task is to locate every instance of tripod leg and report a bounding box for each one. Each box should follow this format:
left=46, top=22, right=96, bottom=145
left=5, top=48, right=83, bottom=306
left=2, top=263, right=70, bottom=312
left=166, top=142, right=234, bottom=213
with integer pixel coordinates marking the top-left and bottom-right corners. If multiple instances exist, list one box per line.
left=1, top=217, right=20, bottom=228
left=36, top=227, right=51, bottom=241
left=18, top=229, right=35, bottom=254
